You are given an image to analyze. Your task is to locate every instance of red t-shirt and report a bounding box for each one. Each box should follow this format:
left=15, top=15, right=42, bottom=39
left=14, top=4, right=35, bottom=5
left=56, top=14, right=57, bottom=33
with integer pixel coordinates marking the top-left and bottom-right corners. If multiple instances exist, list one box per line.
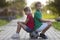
left=26, top=14, right=34, bottom=30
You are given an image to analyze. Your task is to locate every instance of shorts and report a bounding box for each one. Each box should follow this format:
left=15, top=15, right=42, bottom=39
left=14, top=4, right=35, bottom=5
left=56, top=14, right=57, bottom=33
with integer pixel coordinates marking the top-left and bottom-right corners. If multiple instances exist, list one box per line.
left=36, top=23, right=48, bottom=32
left=24, top=26, right=33, bottom=33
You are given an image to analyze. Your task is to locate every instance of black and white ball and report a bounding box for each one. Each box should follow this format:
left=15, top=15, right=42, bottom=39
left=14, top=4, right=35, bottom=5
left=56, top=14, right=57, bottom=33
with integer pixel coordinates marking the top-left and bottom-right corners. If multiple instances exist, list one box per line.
left=30, top=32, right=39, bottom=38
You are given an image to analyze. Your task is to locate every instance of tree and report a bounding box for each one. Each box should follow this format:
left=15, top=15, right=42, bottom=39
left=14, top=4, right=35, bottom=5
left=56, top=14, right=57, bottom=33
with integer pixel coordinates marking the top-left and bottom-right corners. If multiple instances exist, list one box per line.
left=0, top=0, right=10, bottom=8
left=47, top=0, right=60, bottom=16
left=30, top=2, right=36, bottom=10
left=10, top=0, right=26, bottom=16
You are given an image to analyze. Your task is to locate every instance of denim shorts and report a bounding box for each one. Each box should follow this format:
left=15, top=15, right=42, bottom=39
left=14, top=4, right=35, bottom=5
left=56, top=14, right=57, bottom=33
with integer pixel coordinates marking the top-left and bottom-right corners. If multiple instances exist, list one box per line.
left=25, top=26, right=33, bottom=33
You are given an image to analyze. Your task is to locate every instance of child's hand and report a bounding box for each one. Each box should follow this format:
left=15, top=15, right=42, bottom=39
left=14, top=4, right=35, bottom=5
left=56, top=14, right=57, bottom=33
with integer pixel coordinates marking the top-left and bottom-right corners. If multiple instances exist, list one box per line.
left=47, top=21, right=52, bottom=22
left=47, top=21, right=52, bottom=24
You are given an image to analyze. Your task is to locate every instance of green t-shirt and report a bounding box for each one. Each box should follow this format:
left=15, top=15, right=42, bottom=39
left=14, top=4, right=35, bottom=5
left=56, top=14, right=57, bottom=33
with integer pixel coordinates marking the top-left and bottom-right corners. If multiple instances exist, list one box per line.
left=34, top=10, right=42, bottom=30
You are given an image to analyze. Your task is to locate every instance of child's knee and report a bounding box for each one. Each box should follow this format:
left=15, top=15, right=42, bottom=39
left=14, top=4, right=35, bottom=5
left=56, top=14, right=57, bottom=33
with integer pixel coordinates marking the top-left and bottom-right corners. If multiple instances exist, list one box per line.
left=48, top=22, right=52, bottom=26
left=17, top=22, right=20, bottom=24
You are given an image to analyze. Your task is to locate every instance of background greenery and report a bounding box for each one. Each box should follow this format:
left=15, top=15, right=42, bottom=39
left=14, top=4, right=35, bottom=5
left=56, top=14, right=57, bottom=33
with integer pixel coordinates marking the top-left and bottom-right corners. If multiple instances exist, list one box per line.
left=0, top=19, right=9, bottom=26
left=0, top=0, right=26, bottom=26
left=46, top=0, right=60, bottom=16
left=53, top=22, right=60, bottom=30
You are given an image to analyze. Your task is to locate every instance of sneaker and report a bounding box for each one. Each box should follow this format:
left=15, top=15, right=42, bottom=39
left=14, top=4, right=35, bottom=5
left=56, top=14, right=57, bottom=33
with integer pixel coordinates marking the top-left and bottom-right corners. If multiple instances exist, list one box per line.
left=39, top=33, right=48, bottom=39
left=11, top=33, right=20, bottom=39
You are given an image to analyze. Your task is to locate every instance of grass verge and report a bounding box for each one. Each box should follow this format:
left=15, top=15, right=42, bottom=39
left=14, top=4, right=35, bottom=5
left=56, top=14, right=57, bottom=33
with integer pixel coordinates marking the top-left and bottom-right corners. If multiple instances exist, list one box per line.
left=52, top=22, right=60, bottom=30
left=16, top=15, right=22, bottom=19
left=0, top=19, right=9, bottom=26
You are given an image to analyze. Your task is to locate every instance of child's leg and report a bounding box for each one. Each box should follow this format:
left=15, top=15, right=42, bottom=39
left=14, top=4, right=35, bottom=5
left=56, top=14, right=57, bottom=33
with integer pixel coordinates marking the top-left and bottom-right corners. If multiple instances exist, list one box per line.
left=41, top=22, right=52, bottom=34
left=35, top=22, right=52, bottom=33
left=16, top=22, right=30, bottom=33
left=35, top=22, right=52, bottom=39
left=16, top=23, right=21, bottom=33
left=11, top=22, right=30, bottom=38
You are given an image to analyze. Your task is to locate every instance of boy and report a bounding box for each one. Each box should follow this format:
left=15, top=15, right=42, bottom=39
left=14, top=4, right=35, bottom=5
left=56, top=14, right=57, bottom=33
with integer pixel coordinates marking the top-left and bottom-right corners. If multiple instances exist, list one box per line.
left=12, top=7, right=34, bottom=38
left=34, top=2, right=52, bottom=39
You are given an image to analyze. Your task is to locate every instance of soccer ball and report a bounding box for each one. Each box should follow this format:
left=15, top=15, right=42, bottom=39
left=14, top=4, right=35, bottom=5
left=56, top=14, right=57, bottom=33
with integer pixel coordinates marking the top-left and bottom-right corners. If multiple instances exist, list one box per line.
left=30, top=32, right=39, bottom=39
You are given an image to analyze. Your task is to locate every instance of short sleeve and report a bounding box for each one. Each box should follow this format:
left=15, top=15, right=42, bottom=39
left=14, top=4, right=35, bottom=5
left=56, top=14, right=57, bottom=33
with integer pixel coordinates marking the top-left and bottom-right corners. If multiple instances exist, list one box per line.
left=35, top=12, right=42, bottom=19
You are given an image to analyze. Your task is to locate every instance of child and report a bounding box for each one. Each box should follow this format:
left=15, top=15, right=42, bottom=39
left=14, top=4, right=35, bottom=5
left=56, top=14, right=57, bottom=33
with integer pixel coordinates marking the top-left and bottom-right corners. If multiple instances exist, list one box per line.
left=12, top=7, right=34, bottom=38
left=34, top=2, right=52, bottom=39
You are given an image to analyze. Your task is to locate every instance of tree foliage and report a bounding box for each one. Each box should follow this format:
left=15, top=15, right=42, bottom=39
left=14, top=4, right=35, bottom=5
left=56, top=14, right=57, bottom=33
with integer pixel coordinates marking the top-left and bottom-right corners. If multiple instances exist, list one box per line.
left=10, top=0, right=26, bottom=16
left=47, top=0, right=60, bottom=16
left=30, top=2, right=36, bottom=10
left=0, top=0, right=10, bottom=8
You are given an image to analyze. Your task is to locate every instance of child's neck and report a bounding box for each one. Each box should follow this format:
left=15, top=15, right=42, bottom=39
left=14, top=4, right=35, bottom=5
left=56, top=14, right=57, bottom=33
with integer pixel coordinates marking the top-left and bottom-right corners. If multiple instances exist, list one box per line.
left=36, top=8, right=39, bottom=10
left=36, top=9, right=41, bottom=11
left=26, top=13, right=30, bottom=15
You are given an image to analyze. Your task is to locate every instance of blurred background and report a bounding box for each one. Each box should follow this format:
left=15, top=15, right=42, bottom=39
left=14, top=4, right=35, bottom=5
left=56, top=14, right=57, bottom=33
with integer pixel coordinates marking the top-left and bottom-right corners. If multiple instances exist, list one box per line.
left=0, top=0, right=60, bottom=30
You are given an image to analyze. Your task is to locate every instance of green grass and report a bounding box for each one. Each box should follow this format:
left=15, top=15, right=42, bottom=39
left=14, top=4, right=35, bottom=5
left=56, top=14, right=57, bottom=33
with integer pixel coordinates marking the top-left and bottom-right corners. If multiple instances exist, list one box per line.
left=42, top=13, right=58, bottom=19
left=0, top=30, right=3, bottom=32
left=0, top=19, right=9, bottom=32
left=52, top=22, right=60, bottom=30
left=0, top=19, right=9, bottom=26
left=16, top=15, right=22, bottom=19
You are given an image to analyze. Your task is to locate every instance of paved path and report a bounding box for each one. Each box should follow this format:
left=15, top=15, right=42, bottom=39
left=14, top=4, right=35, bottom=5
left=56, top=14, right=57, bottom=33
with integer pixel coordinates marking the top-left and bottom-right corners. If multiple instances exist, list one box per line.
left=0, top=17, right=60, bottom=40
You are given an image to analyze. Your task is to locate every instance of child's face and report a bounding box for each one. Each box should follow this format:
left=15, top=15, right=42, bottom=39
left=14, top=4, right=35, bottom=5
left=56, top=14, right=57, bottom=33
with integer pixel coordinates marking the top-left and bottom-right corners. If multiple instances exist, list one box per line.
left=36, top=4, right=41, bottom=10
left=25, top=9, right=31, bottom=15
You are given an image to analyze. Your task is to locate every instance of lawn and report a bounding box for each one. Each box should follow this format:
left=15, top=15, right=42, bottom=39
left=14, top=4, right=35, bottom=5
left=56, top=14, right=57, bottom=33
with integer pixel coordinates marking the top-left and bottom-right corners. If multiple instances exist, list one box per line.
left=16, top=15, right=22, bottom=19
left=0, top=19, right=9, bottom=32
left=52, top=22, right=60, bottom=30
left=0, top=19, right=9, bottom=26
left=42, top=13, right=58, bottom=19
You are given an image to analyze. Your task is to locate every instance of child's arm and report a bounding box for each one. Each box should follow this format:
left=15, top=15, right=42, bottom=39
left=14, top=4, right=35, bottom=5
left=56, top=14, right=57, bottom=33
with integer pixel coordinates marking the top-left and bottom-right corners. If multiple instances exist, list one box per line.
left=17, top=19, right=29, bottom=24
left=35, top=13, right=51, bottom=22
left=39, top=18, right=51, bottom=22
left=24, top=19, right=29, bottom=24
